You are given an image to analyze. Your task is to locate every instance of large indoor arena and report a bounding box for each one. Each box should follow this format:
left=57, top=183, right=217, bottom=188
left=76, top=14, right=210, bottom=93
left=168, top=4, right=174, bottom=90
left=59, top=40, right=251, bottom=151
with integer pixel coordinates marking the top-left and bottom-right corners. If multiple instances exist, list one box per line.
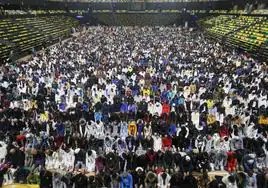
left=0, top=0, right=267, bottom=187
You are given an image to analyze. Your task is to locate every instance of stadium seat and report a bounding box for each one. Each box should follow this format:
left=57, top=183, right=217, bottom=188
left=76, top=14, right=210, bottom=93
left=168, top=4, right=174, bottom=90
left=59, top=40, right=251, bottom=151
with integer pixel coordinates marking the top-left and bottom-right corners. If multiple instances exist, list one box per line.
left=199, top=15, right=267, bottom=58
left=0, top=16, right=79, bottom=60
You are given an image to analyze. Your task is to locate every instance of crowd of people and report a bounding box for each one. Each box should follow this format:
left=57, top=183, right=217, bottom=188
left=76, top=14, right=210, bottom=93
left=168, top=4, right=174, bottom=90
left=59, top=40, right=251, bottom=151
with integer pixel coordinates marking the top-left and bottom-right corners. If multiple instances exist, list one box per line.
left=0, top=26, right=268, bottom=188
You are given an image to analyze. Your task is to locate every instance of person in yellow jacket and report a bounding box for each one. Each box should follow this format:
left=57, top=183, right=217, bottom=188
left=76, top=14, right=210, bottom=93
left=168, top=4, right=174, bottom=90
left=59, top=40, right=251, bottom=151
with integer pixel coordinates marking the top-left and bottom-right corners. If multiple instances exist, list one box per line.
left=128, top=66, right=133, bottom=73
left=142, top=87, right=150, bottom=96
left=190, top=83, right=196, bottom=94
left=207, top=99, right=215, bottom=109
left=40, top=111, right=49, bottom=123
left=128, top=121, right=137, bottom=137
left=207, top=114, right=216, bottom=125
left=259, top=116, right=268, bottom=125
left=65, top=81, right=70, bottom=90
left=30, top=100, right=38, bottom=109
left=146, top=66, right=155, bottom=76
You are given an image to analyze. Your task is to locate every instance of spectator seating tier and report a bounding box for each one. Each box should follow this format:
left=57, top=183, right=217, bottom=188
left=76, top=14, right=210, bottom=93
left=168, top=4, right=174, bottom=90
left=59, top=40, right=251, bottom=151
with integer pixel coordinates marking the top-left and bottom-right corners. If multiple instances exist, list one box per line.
left=199, top=15, right=268, bottom=58
left=0, top=16, right=79, bottom=61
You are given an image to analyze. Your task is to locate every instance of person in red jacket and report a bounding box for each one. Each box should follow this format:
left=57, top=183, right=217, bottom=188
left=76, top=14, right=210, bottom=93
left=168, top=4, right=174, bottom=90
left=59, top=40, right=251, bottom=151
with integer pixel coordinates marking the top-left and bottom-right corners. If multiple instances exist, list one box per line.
left=226, top=151, right=237, bottom=172
left=16, top=132, right=26, bottom=147
left=146, top=149, right=157, bottom=167
left=162, top=135, right=172, bottom=150
left=219, top=124, right=229, bottom=138
left=162, top=101, right=171, bottom=123
left=162, top=101, right=170, bottom=115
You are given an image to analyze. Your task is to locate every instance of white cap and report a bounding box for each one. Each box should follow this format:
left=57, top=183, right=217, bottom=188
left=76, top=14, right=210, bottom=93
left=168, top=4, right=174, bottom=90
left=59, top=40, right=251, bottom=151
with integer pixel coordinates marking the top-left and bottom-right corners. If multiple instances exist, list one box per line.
left=185, top=156, right=191, bottom=161
left=136, top=167, right=144, bottom=172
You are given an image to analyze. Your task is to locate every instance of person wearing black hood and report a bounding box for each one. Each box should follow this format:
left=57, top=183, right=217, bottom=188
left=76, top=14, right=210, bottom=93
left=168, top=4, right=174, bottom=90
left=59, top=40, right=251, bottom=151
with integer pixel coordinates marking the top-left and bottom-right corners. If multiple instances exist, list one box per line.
left=5, top=147, right=25, bottom=168
left=183, top=172, right=198, bottom=188
left=209, top=176, right=226, bottom=188
left=170, top=170, right=184, bottom=187
left=164, top=149, right=174, bottom=169
left=102, top=101, right=110, bottom=123
left=74, top=148, right=86, bottom=170
left=181, top=155, right=193, bottom=176
left=243, top=153, right=257, bottom=173
left=72, top=172, right=88, bottom=188
left=105, top=151, right=120, bottom=174
left=61, top=172, right=74, bottom=188
left=195, top=152, right=211, bottom=173
left=87, top=176, right=96, bottom=188
left=143, top=136, right=154, bottom=150
left=155, top=150, right=165, bottom=167
left=145, top=171, right=157, bottom=188
left=138, top=99, right=148, bottom=114
left=126, top=151, right=137, bottom=171
left=40, top=169, right=53, bottom=188
left=133, top=167, right=145, bottom=188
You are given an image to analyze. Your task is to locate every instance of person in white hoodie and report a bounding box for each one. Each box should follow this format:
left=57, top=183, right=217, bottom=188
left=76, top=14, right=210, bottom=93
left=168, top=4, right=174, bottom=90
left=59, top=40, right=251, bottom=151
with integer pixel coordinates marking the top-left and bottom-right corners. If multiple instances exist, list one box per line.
left=45, top=150, right=54, bottom=170
left=157, top=172, right=171, bottom=188
left=52, top=149, right=63, bottom=170
left=152, top=133, right=162, bottom=152
left=246, top=171, right=257, bottom=188
left=148, top=102, right=156, bottom=116
left=262, top=144, right=268, bottom=168
left=244, top=123, right=258, bottom=139
left=213, top=135, right=228, bottom=171
left=85, top=150, right=97, bottom=172
left=61, top=147, right=75, bottom=171
left=92, top=120, right=104, bottom=139
left=120, top=121, right=129, bottom=139
left=258, top=92, right=267, bottom=108
left=154, top=102, right=162, bottom=116
left=0, top=141, right=7, bottom=163
left=84, top=121, right=94, bottom=139
left=222, top=174, right=238, bottom=188
left=143, top=124, right=152, bottom=139
left=195, top=135, right=205, bottom=152
left=203, top=135, right=213, bottom=153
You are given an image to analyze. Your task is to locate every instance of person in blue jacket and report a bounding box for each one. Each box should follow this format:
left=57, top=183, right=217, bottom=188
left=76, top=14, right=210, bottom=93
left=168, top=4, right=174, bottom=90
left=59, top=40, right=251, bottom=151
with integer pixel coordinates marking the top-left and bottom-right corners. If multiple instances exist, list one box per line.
left=94, top=111, right=102, bottom=122
left=168, top=124, right=177, bottom=137
left=120, top=172, right=133, bottom=188
left=55, top=121, right=65, bottom=137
